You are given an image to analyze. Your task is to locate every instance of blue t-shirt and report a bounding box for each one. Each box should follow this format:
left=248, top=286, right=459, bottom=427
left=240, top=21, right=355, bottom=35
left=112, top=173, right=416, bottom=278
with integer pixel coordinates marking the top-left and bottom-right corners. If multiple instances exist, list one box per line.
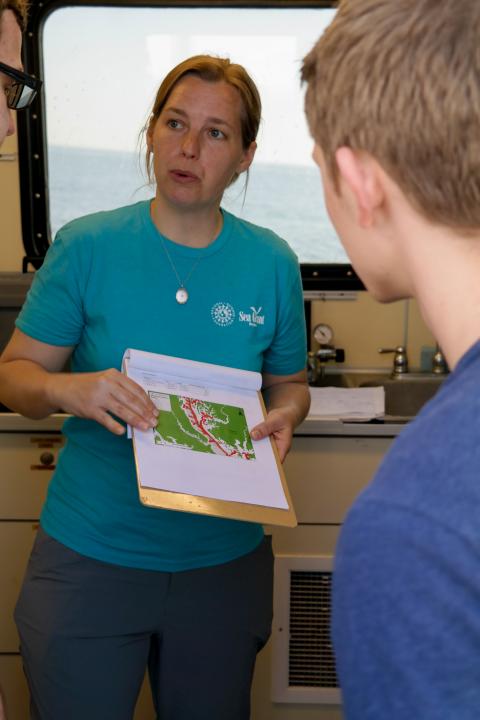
left=332, top=339, right=480, bottom=719
left=17, top=200, right=306, bottom=571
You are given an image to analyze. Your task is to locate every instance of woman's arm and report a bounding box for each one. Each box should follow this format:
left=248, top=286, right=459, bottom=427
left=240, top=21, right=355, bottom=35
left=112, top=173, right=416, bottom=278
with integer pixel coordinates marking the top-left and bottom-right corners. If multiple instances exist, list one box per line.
left=0, top=328, right=158, bottom=435
left=250, top=369, right=310, bottom=462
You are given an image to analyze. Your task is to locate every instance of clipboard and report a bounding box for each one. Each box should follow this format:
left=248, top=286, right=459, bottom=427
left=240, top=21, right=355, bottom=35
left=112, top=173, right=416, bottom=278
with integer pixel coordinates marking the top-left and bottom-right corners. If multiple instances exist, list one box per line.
left=134, top=393, right=297, bottom=527
left=123, top=349, right=297, bottom=528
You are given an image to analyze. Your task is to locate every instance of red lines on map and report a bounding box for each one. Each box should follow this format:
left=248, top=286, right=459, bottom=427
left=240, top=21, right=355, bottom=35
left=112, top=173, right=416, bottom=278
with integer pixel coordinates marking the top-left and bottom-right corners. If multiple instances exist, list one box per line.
left=181, top=397, right=254, bottom=460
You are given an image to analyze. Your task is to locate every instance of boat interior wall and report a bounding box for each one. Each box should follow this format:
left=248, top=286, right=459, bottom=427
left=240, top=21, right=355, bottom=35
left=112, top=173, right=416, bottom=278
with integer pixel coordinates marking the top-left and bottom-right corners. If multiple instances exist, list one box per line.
left=0, top=130, right=24, bottom=271
left=310, top=295, right=436, bottom=371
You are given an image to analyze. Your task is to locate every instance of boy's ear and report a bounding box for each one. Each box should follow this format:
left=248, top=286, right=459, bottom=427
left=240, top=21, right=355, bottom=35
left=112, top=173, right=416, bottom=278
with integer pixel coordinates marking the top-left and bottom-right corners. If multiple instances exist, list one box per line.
left=335, top=147, right=384, bottom=228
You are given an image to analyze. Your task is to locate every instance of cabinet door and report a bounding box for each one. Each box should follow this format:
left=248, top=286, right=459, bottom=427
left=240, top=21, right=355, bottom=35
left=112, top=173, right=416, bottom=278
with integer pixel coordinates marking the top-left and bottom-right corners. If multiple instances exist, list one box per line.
left=283, top=435, right=393, bottom=523
left=0, top=655, right=156, bottom=720
left=0, top=433, right=64, bottom=519
left=0, top=522, right=37, bottom=652
left=134, top=677, right=155, bottom=719
left=0, top=654, right=29, bottom=720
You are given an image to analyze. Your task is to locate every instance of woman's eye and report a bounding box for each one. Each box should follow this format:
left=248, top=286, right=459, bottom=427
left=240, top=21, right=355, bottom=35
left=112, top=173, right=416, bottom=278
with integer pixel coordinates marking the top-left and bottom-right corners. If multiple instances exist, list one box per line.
left=209, top=128, right=225, bottom=140
left=167, top=119, right=181, bottom=129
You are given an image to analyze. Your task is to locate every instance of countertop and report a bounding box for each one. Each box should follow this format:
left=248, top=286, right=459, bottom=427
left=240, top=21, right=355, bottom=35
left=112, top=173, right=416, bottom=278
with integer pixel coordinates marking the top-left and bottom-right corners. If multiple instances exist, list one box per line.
left=0, top=412, right=406, bottom=437
left=295, top=416, right=405, bottom=437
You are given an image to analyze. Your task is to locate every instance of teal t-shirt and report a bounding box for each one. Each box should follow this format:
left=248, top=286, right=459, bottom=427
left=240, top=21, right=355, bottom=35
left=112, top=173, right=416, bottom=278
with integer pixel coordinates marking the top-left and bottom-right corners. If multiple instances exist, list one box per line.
left=17, top=200, right=306, bottom=571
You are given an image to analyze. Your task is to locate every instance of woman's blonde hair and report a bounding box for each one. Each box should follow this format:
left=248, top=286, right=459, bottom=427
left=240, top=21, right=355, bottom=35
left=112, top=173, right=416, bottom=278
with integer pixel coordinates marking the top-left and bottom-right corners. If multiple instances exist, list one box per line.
left=302, top=0, right=480, bottom=231
left=145, top=54, right=261, bottom=185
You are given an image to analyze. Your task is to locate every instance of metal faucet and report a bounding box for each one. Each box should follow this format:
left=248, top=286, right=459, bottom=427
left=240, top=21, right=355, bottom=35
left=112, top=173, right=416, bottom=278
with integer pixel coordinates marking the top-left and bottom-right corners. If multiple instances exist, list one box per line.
left=378, top=346, right=408, bottom=376
left=316, top=345, right=346, bottom=364
left=432, top=346, right=448, bottom=374
left=307, top=346, right=346, bottom=385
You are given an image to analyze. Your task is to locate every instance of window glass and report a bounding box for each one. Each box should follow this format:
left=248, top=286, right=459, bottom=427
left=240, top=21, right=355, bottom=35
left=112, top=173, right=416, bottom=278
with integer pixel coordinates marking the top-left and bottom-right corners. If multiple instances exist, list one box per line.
left=43, top=6, right=346, bottom=262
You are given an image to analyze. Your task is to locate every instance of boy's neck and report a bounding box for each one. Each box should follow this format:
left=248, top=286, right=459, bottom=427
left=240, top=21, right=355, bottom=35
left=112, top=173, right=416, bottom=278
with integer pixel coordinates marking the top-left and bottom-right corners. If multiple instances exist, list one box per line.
left=403, top=220, right=480, bottom=371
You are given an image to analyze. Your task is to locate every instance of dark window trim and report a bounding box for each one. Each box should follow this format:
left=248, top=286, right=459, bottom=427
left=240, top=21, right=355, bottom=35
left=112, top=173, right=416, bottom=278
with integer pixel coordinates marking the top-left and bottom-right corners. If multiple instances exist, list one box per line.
left=17, top=0, right=365, bottom=290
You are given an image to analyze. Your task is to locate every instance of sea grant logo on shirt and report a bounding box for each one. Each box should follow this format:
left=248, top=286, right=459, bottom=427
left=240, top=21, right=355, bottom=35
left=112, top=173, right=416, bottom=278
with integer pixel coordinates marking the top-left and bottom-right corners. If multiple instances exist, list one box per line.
left=239, top=306, right=265, bottom=328
left=211, top=302, right=236, bottom=327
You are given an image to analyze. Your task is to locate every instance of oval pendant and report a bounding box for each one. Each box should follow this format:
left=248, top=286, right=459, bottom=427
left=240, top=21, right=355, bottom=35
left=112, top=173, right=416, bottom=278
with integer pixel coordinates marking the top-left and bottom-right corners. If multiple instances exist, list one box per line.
left=176, top=287, right=188, bottom=304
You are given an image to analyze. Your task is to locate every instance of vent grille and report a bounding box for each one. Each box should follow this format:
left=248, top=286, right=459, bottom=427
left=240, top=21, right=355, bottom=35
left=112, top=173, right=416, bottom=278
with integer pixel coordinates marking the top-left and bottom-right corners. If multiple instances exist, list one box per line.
left=288, top=570, right=338, bottom=688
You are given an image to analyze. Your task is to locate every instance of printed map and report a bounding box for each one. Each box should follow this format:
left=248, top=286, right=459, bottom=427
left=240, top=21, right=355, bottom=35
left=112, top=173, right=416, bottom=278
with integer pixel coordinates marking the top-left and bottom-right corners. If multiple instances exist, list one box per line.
left=150, top=392, right=256, bottom=461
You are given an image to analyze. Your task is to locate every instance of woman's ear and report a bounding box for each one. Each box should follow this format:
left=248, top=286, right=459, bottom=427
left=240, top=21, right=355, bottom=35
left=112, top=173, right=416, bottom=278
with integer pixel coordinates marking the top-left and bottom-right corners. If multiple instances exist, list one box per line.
left=146, top=118, right=155, bottom=152
left=237, top=141, right=257, bottom=174
left=335, top=147, right=385, bottom=228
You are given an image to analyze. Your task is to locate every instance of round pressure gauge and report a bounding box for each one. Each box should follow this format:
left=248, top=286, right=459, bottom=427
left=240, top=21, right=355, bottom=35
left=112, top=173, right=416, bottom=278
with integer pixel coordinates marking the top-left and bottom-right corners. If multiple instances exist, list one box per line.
left=313, top=323, right=334, bottom=345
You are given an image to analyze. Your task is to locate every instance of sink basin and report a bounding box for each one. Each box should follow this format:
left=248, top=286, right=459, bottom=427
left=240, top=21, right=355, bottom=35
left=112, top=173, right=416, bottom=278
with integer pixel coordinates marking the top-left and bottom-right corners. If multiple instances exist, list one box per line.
left=360, top=375, right=444, bottom=417
left=311, top=371, right=446, bottom=420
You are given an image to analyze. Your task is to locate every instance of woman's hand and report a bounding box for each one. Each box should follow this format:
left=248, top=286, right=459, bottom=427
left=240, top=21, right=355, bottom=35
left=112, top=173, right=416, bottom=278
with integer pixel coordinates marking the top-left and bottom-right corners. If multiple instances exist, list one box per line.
left=250, top=407, right=296, bottom=463
left=249, top=369, right=311, bottom=463
left=46, top=369, right=158, bottom=436
left=0, top=329, right=158, bottom=435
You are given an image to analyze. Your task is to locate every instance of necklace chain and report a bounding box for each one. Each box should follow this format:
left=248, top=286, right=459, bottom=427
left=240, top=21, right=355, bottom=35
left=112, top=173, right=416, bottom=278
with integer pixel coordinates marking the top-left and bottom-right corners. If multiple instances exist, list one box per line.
left=159, top=236, right=203, bottom=304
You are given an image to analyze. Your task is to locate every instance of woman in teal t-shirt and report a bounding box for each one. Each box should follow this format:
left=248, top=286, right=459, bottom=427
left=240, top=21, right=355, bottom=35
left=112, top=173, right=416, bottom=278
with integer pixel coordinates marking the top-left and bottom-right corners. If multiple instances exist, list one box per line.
left=0, top=55, right=309, bottom=719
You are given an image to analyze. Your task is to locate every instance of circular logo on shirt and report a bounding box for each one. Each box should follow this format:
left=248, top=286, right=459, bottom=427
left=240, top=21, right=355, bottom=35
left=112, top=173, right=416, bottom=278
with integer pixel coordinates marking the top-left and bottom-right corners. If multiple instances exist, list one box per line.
left=211, top=302, right=235, bottom=327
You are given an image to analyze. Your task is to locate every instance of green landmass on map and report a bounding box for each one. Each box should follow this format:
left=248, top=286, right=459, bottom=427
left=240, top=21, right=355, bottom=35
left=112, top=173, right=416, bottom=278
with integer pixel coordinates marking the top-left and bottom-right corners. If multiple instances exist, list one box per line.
left=152, top=394, right=256, bottom=461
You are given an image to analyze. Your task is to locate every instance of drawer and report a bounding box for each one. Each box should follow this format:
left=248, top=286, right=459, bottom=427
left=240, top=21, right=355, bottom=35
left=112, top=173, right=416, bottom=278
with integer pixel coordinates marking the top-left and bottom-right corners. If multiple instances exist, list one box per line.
left=284, top=435, right=392, bottom=523
left=0, top=433, right=64, bottom=518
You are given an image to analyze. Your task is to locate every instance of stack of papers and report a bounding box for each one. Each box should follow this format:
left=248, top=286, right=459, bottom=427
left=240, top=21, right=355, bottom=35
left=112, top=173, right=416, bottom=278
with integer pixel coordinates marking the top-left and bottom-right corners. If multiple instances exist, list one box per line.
left=309, top=386, right=385, bottom=421
left=122, top=348, right=291, bottom=511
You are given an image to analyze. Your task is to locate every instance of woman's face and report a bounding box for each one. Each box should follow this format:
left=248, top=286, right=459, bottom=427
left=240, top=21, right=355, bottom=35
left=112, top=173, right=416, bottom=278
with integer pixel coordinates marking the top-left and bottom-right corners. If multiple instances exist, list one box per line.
left=147, top=75, right=256, bottom=214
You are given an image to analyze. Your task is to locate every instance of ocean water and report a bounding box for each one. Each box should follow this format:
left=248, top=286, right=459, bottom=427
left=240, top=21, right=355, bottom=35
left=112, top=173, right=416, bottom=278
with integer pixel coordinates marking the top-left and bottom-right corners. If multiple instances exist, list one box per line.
left=48, top=145, right=347, bottom=263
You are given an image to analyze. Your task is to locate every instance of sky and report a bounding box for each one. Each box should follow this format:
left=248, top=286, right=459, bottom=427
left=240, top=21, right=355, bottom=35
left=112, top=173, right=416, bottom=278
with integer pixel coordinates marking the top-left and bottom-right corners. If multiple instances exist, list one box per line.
left=42, top=6, right=336, bottom=166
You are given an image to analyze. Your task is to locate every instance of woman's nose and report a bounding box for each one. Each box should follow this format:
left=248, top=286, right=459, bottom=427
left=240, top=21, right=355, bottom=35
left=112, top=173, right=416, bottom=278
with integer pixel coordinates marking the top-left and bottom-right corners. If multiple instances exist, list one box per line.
left=181, top=131, right=199, bottom=159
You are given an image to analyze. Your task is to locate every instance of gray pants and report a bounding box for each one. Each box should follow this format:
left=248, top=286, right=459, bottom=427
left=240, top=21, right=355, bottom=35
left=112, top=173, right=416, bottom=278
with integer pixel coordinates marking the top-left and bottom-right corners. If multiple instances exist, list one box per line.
left=15, top=528, right=273, bottom=720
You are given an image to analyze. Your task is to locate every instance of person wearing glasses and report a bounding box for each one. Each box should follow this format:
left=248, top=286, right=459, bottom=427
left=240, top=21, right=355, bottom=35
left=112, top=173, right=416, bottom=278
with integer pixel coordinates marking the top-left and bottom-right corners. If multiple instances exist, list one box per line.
left=0, top=0, right=40, bottom=145
left=0, top=4, right=40, bottom=718
left=0, top=55, right=309, bottom=719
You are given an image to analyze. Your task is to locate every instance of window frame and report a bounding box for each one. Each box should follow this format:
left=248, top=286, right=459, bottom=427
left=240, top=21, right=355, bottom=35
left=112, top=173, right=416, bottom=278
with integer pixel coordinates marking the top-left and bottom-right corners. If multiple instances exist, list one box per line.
left=17, top=0, right=364, bottom=290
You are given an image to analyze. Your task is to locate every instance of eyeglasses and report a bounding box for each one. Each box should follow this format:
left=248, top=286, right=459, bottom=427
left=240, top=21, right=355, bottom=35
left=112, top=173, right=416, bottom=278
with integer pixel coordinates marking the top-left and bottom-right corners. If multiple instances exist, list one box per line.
left=0, top=61, right=42, bottom=109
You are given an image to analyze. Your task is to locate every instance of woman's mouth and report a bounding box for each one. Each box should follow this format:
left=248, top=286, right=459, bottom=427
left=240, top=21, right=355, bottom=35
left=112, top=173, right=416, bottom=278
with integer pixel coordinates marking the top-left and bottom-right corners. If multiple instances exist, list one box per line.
left=170, top=169, right=199, bottom=183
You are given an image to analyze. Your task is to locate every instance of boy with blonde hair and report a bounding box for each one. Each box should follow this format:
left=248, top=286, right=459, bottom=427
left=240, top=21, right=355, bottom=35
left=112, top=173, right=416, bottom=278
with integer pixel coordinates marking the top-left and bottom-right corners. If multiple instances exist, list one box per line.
left=303, top=0, right=480, bottom=717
